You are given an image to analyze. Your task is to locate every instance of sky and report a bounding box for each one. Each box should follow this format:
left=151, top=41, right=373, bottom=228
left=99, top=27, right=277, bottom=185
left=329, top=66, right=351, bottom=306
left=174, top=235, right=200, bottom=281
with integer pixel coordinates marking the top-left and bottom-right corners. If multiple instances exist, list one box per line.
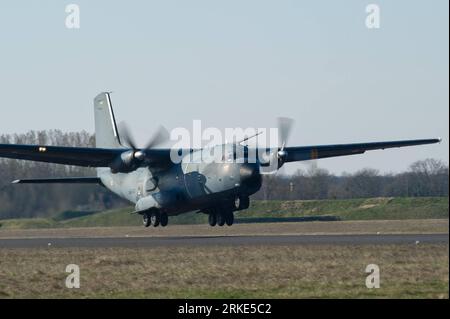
left=0, top=0, right=448, bottom=174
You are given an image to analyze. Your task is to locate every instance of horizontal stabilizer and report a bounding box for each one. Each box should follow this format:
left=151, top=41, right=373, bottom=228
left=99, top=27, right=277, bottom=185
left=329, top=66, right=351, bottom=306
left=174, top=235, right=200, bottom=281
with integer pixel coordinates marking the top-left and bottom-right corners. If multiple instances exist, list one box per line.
left=12, top=177, right=103, bottom=185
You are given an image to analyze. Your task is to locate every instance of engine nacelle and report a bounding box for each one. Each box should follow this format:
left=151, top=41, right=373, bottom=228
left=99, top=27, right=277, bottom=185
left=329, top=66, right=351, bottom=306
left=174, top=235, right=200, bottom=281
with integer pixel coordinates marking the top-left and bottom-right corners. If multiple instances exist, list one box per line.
left=110, top=150, right=142, bottom=173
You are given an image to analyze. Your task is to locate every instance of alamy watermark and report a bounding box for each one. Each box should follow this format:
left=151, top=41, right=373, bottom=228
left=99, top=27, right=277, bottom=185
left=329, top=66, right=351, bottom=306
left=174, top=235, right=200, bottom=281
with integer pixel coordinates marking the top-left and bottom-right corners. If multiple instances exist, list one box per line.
left=65, top=4, right=80, bottom=29
left=65, top=264, right=80, bottom=289
left=365, top=4, right=380, bottom=29
left=166, top=120, right=282, bottom=172
left=365, top=264, right=380, bottom=289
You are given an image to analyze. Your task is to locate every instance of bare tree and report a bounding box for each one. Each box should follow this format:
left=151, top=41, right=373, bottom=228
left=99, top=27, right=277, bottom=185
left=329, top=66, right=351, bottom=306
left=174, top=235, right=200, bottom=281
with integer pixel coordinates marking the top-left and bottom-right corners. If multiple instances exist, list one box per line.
left=408, top=159, right=449, bottom=196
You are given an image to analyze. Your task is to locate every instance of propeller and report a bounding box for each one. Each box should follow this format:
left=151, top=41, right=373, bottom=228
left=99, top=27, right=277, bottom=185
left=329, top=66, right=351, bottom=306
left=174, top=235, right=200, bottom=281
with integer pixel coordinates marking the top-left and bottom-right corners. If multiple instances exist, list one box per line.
left=143, top=125, right=170, bottom=150
left=276, top=117, right=294, bottom=167
left=111, top=123, right=170, bottom=173
left=277, top=117, right=294, bottom=151
left=119, top=122, right=138, bottom=149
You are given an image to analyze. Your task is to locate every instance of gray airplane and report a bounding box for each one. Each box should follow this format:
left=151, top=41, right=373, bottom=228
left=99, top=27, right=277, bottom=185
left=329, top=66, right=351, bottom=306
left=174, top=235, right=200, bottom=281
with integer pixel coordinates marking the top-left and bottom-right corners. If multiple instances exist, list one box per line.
left=0, top=92, right=441, bottom=227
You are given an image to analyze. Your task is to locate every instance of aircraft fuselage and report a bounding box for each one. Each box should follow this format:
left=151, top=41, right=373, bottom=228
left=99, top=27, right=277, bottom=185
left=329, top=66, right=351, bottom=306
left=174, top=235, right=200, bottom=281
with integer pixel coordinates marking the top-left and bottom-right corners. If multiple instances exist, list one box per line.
left=97, top=144, right=262, bottom=216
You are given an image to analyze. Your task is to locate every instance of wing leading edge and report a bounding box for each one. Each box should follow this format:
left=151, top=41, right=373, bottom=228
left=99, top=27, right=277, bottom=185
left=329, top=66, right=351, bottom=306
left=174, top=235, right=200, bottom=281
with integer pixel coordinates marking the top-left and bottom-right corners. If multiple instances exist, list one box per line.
left=12, top=177, right=103, bottom=185
left=284, top=138, right=441, bottom=162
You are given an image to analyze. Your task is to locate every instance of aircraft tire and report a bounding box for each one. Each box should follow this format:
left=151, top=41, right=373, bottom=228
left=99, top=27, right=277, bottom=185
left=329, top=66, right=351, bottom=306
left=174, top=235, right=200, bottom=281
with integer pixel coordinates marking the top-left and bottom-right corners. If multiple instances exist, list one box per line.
left=160, top=212, right=168, bottom=227
left=143, top=213, right=151, bottom=227
left=217, top=212, right=226, bottom=226
left=225, top=211, right=234, bottom=226
left=208, top=213, right=217, bottom=226
left=151, top=210, right=160, bottom=227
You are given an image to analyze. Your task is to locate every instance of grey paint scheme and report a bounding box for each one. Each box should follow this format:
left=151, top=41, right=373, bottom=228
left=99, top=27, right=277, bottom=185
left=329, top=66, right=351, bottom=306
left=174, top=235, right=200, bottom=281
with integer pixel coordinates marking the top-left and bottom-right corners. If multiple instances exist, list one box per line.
left=97, top=149, right=259, bottom=216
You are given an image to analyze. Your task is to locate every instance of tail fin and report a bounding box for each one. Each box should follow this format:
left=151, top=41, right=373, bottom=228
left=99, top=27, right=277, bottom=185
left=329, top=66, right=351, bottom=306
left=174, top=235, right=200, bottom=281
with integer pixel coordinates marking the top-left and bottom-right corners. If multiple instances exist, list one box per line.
left=94, top=92, right=122, bottom=148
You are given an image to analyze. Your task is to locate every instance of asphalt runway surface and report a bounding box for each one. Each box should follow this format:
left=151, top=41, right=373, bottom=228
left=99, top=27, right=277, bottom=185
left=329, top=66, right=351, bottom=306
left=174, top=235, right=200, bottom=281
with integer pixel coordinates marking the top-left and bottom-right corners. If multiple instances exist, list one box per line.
left=0, top=233, right=448, bottom=248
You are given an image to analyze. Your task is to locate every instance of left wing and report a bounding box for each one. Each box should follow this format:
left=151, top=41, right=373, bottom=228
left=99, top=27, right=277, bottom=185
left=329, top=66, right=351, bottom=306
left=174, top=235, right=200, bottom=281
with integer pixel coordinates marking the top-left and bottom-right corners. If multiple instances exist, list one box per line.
left=0, top=144, right=123, bottom=167
left=12, top=177, right=103, bottom=185
left=284, top=138, right=441, bottom=162
left=0, top=144, right=175, bottom=169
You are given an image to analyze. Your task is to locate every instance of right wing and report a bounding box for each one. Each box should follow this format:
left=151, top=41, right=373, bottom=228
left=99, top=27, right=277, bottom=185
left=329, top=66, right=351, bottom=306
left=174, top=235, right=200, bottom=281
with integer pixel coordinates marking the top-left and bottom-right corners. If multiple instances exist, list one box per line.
left=283, top=138, right=441, bottom=162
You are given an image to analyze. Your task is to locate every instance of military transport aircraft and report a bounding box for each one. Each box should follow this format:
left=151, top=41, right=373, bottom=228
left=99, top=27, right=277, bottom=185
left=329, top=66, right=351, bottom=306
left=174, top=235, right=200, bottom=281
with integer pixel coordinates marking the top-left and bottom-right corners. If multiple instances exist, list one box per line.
left=0, top=92, right=441, bottom=227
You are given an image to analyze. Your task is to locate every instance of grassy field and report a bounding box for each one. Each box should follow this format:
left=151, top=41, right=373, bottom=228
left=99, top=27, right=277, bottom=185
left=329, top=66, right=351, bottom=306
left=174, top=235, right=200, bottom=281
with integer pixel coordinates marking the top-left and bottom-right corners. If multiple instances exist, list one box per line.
left=0, top=244, right=447, bottom=298
left=0, top=197, right=448, bottom=229
left=244, top=197, right=449, bottom=220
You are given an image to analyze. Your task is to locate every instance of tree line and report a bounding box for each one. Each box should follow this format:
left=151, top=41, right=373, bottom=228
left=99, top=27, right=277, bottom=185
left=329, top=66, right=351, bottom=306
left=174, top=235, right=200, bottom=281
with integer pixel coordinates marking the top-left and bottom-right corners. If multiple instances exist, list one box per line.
left=256, top=159, right=448, bottom=201
left=0, top=130, right=448, bottom=219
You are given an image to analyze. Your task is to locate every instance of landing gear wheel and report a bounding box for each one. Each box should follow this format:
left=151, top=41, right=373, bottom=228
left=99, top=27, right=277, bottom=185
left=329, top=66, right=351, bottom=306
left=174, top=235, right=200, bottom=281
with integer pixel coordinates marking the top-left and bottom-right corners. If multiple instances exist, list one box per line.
left=225, top=212, right=234, bottom=226
left=208, top=213, right=217, bottom=227
left=143, top=213, right=151, bottom=227
left=150, top=211, right=160, bottom=227
left=217, top=212, right=225, bottom=226
left=160, top=212, right=168, bottom=227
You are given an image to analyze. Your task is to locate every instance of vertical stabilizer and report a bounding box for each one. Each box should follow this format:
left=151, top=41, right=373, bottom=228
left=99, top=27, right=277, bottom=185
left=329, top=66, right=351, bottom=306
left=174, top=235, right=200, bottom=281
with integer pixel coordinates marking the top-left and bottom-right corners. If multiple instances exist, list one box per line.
left=94, top=92, right=122, bottom=148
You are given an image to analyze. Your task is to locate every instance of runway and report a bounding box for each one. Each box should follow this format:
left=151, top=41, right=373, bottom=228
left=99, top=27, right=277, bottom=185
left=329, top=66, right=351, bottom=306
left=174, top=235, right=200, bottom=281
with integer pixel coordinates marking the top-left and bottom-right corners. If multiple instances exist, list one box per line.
left=0, top=233, right=447, bottom=248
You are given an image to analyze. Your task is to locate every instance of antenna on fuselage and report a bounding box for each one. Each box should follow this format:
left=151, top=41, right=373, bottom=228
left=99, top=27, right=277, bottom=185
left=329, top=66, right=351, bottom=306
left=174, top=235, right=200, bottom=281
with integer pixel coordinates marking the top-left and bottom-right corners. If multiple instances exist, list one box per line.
left=237, top=130, right=263, bottom=146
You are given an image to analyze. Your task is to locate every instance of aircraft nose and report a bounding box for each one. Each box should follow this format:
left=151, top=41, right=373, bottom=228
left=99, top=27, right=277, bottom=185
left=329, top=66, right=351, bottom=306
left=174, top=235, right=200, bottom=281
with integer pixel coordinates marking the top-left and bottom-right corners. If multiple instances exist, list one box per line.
left=239, top=163, right=262, bottom=190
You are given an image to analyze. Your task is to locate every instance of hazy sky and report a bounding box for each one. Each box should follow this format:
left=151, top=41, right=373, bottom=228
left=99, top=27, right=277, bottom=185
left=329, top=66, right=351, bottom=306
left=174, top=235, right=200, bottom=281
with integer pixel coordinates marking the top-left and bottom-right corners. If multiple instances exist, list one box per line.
left=0, top=0, right=448, bottom=174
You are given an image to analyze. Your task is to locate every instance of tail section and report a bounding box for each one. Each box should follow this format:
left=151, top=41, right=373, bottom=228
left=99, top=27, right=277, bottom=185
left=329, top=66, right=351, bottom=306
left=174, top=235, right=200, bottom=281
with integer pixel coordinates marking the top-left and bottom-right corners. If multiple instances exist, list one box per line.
left=94, top=92, right=122, bottom=148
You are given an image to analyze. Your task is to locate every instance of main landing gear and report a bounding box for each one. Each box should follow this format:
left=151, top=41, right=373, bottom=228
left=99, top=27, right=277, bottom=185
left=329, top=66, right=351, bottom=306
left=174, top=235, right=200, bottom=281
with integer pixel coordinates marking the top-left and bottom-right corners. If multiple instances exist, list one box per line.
left=143, top=210, right=168, bottom=227
left=207, top=195, right=249, bottom=227
left=208, top=207, right=234, bottom=227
